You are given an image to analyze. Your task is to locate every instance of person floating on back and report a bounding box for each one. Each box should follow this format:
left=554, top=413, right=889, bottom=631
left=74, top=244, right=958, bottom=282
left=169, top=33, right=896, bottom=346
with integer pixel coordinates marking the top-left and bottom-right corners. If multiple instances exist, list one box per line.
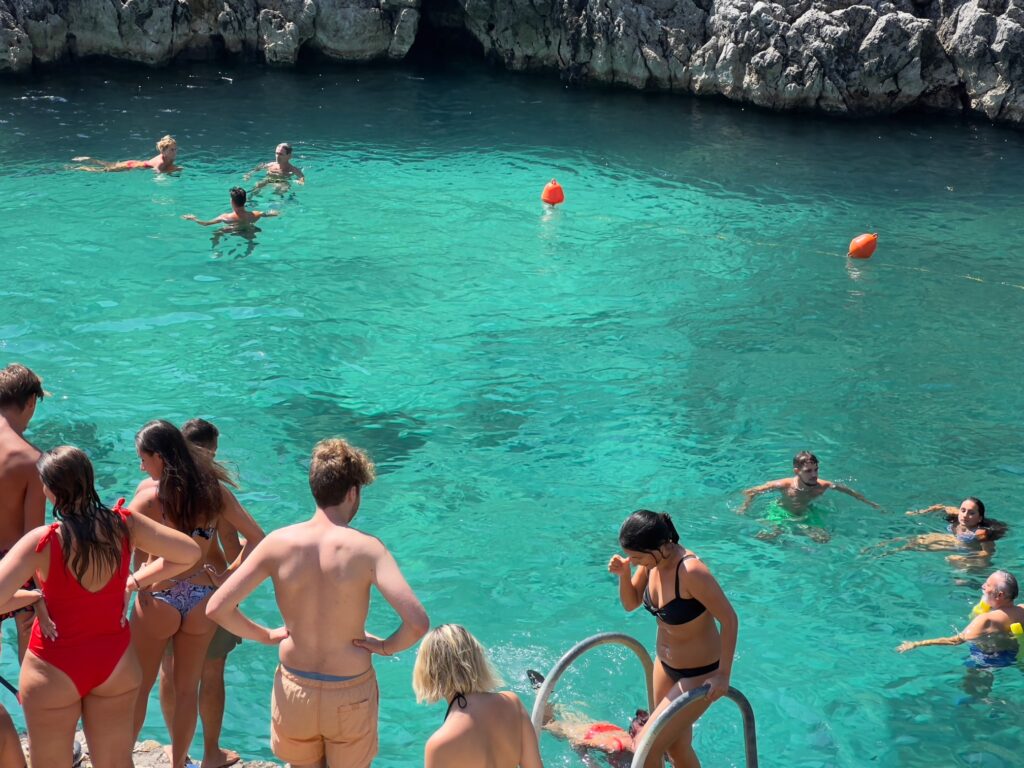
left=207, top=437, right=429, bottom=768
left=246, top=142, right=305, bottom=196
left=183, top=187, right=279, bottom=229
left=73, top=135, right=181, bottom=173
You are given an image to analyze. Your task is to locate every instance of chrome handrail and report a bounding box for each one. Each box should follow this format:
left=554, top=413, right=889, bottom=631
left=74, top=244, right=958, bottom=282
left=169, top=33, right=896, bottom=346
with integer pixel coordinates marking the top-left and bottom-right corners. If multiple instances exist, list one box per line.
left=529, top=632, right=656, bottom=734
left=629, top=683, right=758, bottom=768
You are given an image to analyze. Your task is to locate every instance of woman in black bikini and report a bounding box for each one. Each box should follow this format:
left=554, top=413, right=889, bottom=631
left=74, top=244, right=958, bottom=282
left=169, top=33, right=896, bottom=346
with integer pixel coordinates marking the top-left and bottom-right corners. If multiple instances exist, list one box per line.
left=608, top=510, right=738, bottom=768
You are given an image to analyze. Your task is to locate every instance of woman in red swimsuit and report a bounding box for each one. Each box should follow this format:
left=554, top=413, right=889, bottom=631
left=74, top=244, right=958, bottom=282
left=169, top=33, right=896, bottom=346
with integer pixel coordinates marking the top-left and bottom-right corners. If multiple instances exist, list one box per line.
left=129, top=420, right=264, bottom=768
left=72, top=135, right=180, bottom=173
left=0, top=446, right=199, bottom=768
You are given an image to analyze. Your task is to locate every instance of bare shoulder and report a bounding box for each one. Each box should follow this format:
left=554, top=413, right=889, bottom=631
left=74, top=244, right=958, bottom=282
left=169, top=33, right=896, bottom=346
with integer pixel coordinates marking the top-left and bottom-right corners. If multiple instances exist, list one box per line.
left=498, top=690, right=526, bottom=713
left=683, top=551, right=714, bottom=580
left=818, top=479, right=837, bottom=489
left=130, top=479, right=160, bottom=515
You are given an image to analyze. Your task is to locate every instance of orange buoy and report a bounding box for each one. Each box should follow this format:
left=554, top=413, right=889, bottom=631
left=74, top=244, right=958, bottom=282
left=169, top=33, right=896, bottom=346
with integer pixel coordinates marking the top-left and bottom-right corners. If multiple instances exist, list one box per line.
left=541, top=179, right=564, bottom=205
left=848, top=233, right=877, bottom=259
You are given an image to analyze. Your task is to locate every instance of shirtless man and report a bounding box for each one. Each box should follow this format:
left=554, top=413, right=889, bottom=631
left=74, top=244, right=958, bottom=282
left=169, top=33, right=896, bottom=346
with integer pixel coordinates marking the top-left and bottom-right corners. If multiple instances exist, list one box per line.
left=207, top=438, right=429, bottom=768
left=183, top=187, right=278, bottom=228
left=0, top=364, right=47, bottom=659
left=738, top=451, right=880, bottom=515
left=897, top=570, right=1024, bottom=664
left=73, top=135, right=181, bottom=173
left=246, top=142, right=304, bottom=196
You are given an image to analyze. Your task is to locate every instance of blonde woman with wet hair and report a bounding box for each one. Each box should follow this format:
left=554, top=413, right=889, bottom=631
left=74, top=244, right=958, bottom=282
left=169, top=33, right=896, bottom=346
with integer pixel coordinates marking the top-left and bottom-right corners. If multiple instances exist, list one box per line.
left=413, top=624, right=543, bottom=768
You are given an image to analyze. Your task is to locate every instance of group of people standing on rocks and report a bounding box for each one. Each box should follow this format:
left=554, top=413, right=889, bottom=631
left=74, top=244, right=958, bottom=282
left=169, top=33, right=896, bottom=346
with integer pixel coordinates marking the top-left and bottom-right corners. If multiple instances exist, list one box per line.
left=0, top=357, right=1019, bottom=768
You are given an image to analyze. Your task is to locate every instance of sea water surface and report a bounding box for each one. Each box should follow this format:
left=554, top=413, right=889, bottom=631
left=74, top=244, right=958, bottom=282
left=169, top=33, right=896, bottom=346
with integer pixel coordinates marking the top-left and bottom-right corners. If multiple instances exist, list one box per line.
left=1, top=61, right=1023, bottom=767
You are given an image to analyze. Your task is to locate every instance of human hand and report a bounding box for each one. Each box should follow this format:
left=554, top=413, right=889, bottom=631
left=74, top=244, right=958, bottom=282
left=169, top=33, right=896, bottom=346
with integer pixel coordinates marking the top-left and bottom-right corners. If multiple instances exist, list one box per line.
left=896, top=641, right=916, bottom=653
left=705, top=673, right=730, bottom=702
left=608, top=555, right=630, bottom=576
left=182, top=214, right=197, bottom=221
left=263, top=626, right=289, bottom=645
left=204, top=563, right=229, bottom=586
left=35, top=598, right=57, bottom=641
left=352, top=634, right=391, bottom=656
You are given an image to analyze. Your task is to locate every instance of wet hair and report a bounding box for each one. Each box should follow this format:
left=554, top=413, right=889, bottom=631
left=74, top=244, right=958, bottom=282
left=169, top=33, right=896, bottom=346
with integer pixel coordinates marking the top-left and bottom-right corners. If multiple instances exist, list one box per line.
left=308, top=438, right=376, bottom=507
left=230, top=187, right=246, bottom=206
left=412, top=624, right=503, bottom=704
left=182, top=418, right=219, bottom=452
left=135, top=419, right=233, bottom=534
left=793, top=451, right=819, bottom=469
left=628, top=709, right=650, bottom=738
left=0, top=363, right=45, bottom=410
left=156, top=135, right=176, bottom=152
left=37, top=446, right=129, bottom=584
left=618, top=509, right=680, bottom=553
left=276, top=143, right=292, bottom=155
left=991, top=570, right=1019, bottom=600
left=964, top=497, right=986, bottom=522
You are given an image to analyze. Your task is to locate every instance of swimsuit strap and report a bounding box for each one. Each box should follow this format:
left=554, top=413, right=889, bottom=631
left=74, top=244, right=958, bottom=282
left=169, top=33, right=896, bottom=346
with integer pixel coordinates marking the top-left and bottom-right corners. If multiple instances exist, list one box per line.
left=35, top=522, right=62, bottom=553
left=444, top=692, right=468, bottom=722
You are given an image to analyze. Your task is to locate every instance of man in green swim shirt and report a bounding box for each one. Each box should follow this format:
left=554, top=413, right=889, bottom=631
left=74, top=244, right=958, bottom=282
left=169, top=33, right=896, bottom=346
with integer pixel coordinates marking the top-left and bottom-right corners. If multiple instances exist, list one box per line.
left=738, top=451, right=880, bottom=515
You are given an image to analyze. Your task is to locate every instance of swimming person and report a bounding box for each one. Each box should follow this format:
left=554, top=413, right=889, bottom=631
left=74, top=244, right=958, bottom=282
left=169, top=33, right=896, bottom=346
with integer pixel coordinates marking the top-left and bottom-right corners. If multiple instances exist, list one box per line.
left=246, top=142, right=305, bottom=196
left=182, top=187, right=279, bottom=229
left=0, top=446, right=199, bottom=768
left=897, top=570, right=1024, bottom=666
left=157, top=418, right=244, bottom=768
left=73, top=135, right=180, bottom=173
left=412, top=625, right=542, bottom=768
left=0, top=363, right=52, bottom=659
left=870, top=497, right=1002, bottom=565
left=738, top=450, right=880, bottom=516
left=129, top=420, right=265, bottom=768
left=207, top=438, right=429, bottom=768
left=608, top=510, right=738, bottom=768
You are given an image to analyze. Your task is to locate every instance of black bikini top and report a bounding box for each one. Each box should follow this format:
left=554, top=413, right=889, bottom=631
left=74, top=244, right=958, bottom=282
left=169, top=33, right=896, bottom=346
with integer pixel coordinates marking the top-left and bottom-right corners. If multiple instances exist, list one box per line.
left=444, top=692, right=467, bottom=722
left=642, top=555, right=706, bottom=625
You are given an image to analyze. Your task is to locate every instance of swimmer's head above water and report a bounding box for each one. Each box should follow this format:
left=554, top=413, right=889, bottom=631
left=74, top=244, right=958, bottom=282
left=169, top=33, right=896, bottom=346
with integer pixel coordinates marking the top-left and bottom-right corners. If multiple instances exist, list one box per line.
left=156, top=134, right=177, bottom=160
left=276, top=142, right=292, bottom=158
left=230, top=187, right=247, bottom=208
left=959, top=497, right=986, bottom=527
left=792, top=451, right=819, bottom=485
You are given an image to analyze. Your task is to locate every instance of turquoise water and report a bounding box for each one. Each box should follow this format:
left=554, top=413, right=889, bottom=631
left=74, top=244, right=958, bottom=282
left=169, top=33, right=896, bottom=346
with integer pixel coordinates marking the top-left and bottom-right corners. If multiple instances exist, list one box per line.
left=2, top=62, right=1024, bottom=767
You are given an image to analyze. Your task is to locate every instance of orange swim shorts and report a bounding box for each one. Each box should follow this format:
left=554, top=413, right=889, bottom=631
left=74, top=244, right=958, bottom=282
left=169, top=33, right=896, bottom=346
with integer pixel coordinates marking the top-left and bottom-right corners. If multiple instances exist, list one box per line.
left=271, top=664, right=378, bottom=767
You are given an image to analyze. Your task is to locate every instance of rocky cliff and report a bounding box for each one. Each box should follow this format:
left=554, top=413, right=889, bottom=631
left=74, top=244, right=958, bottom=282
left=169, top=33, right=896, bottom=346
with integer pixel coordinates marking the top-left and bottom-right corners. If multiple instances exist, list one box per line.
left=2, top=0, right=1023, bottom=124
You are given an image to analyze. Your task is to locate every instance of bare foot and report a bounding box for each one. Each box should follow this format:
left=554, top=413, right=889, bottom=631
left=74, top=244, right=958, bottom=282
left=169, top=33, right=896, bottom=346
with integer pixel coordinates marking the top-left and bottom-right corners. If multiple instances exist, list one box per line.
left=202, top=749, right=240, bottom=768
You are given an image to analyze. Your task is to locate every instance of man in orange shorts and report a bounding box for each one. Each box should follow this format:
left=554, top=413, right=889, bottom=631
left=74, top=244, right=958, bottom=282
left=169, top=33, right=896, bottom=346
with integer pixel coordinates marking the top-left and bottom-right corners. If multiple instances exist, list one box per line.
left=207, top=438, right=429, bottom=767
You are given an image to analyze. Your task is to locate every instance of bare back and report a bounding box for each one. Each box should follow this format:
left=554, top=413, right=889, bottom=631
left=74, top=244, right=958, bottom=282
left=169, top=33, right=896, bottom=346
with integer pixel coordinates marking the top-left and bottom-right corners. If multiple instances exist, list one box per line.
left=426, top=692, right=539, bottom=768
left=266, top=519, right=381, bottom=676
left=0, top=423, right=42, bottom=550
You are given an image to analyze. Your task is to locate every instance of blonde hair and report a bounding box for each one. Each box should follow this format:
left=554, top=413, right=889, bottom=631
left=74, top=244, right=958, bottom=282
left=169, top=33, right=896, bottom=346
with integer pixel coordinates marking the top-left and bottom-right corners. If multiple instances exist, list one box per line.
left=308, top=438, right=376, bottom=507
left=156, top=135, right=177, bottom=151
left=413, top=624, right=503, bottom=704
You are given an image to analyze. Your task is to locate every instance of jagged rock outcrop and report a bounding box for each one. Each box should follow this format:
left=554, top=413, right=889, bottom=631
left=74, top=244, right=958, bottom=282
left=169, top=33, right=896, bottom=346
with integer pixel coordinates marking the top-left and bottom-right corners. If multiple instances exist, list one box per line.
left=0, top=0, right=419, bottom=69
left=2, top=0, right=1024, bottom=124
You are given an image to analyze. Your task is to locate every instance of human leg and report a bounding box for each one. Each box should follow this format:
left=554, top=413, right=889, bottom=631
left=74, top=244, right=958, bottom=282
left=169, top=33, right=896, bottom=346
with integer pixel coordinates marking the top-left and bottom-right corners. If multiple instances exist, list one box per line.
left=639, top=665, right=715, bottom=768
left=19, top=652, right=82, bottom=768
left=14, top=610, right=33, bottom=662
left=81, top=647, right=143, bottom=768
left=130, top=593, right=180, bottom=740
left=200, top=646, right=240, bottom=768
left=169, top=597, right=218, bottom=768
left=159, top=649, right=176, bottom=738
left=0, top=702, right=25, bottom=767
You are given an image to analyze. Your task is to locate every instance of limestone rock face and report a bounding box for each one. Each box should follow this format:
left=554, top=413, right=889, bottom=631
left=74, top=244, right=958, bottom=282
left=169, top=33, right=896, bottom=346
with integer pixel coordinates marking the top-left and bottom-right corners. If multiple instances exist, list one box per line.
left=3, top=0, right=1024, bottom=123
left=0, top=0, right=419, bottom=70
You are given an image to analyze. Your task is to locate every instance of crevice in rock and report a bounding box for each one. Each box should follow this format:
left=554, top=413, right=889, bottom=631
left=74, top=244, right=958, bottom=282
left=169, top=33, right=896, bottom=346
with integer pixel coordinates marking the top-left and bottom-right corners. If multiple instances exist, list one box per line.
left=408, top=0, right=486, bottom=65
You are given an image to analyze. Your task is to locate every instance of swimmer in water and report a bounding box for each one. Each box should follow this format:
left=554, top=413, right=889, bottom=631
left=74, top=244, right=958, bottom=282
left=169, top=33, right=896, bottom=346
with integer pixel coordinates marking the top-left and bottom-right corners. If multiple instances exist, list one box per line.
left=246, top=142, right=304, bottom=196
left=72, top=135, right=180, bottom=173
left=183, top=187, right=279, bottom=229
left=868, top=497, right=1004, bottom=565
left=528, top=669, right=647, bottom=768
left=738, top=451, right=880, bottom=515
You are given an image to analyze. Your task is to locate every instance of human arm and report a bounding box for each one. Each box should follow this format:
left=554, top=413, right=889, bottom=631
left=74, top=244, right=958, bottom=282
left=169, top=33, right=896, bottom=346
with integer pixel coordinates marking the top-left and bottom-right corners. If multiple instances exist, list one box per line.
left=126, top=511, right=202, bottom=589
left=906, top=504, right=956, bottom=517
left=216, top=488, right=265, bottom=572
left=242, top=162, right=268, bottom=182
left=897, top=614, right=989, bottom=653
left=688, top=563, right=738, bottom=701
left=182, top=214, right=226, bottom=226
left=254, top=210, right=280, bottom=219
left=205, top=536, right=288, bottom=645
left=608, top=554, right=645, bottom=611
left=0, top=528, right=46, bottom=608
left=294, top=167, right=305, bottom=184
left=22, top=459, right=45, bottom=533
left=0, top=588, right=43, bottom=616
left=831, top=483, right=881, bottom=509
left=737, top=479, right=786, bottom=514
left=352, top=546, right=429, bottom=656
left=517, top=694, right=544, bottom=768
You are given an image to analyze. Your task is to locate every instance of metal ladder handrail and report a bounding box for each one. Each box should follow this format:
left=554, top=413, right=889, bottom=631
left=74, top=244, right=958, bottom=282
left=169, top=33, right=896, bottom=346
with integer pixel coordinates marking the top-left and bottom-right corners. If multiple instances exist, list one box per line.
left=530, top=632, right=757, bottom=768
left=629, top=682, right=758, bottom=768
left=530, top=632, right=657, bottom=733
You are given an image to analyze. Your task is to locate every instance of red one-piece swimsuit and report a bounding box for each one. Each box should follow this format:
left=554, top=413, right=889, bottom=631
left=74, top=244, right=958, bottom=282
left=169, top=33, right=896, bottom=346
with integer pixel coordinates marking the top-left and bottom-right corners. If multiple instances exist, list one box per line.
left=28, top=500, right=133, bottom=697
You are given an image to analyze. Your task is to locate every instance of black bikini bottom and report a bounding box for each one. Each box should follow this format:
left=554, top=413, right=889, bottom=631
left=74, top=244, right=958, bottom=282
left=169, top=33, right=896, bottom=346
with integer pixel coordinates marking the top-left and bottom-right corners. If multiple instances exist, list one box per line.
left=661, top=658, right=720, bottom=682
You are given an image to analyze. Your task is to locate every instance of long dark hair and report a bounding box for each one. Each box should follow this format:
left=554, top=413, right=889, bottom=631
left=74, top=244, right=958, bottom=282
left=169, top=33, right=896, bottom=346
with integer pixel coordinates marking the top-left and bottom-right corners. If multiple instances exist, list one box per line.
left=135, top=420, right=233, bottom=534
left=36, top=446, right=129, bottom=583
left=619, top=509, right=680, bottom=553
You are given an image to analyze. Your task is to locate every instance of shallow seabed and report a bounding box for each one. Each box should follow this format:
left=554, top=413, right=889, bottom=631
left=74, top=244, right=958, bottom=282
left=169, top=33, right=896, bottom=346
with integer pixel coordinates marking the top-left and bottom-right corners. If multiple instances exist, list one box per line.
left=1, top=61, right=1023, bottom=767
